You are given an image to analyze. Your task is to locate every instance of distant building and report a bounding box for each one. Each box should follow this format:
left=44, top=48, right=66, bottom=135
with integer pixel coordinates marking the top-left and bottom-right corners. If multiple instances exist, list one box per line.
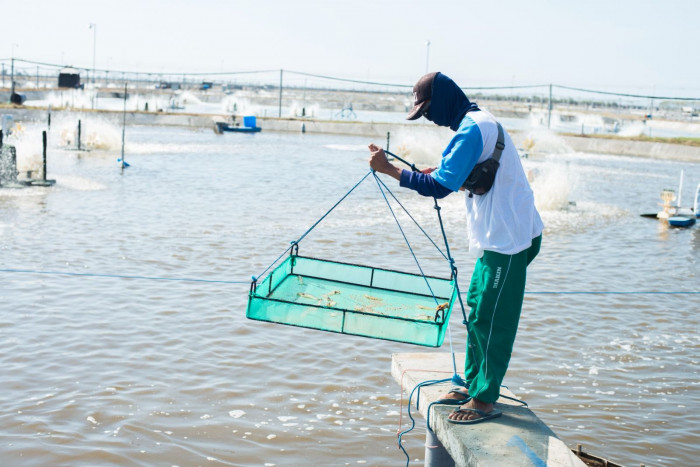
left=157, top=81, right=181, bottom=90
left=58, top=68, right=82, bottom=89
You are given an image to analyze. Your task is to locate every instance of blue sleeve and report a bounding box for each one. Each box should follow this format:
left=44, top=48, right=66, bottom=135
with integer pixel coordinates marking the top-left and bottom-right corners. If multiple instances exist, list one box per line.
left=431, top=117, right=484, bottom=191
left=399, top=169, right=453, bottom=199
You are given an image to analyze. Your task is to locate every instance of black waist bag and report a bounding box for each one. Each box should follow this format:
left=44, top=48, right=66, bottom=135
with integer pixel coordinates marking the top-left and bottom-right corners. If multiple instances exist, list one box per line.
left=463, top=158, right=500, bottom=196
left=462, top=122, right=505, bottom=198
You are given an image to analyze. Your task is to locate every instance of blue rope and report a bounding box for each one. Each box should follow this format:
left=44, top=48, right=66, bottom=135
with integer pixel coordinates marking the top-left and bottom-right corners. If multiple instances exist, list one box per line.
left=372, top=172, right=470, bottom=386
left=445, top=290, right=700, bottom=296
left=373, top=175, right=448, bottom=261
left=372, top=172, right=440, bottom=306
left=252, top=244, right=295, bottom=285
left=398, top=378, right=452, bottom=467
left=381, top=151, right=471, bottom=366
left=378, top=152, right=470, bottom=386
left=399, top=379, right=529, bottom=466
left=524, top=291, right=700, bottom=295
left=254, top=170, right=373, bottom=282
left=294, top=170, right=373, bottom=245
left=0, top=268, right=250, bottom=284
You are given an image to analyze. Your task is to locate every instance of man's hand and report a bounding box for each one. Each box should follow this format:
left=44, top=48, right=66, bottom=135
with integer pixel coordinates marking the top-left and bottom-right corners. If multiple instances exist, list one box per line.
left=368, top=144, right=402, bottom=181
left=368, top=144, right=390, bottom=173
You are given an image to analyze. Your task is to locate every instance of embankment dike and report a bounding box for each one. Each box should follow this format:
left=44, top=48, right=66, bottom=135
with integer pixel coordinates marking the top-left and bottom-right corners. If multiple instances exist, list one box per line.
left=3, top=106, right=699, bottom=162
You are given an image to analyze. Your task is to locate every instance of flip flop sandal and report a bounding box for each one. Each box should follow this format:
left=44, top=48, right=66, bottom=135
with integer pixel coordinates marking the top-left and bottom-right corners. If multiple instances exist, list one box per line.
left=434, top=388, right=471, bottom=405
left=447, top=407, right=502, bottom=425
left=426, top=389, right=472, bottom=431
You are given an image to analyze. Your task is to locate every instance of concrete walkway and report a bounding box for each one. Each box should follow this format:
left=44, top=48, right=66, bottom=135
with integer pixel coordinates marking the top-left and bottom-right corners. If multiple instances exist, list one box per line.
left=392, top=353, right=586, bottom=467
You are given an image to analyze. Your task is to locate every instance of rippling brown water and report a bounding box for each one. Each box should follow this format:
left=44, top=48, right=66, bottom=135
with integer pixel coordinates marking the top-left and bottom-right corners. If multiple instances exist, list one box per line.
left=1, top=123, right=698, bottom=466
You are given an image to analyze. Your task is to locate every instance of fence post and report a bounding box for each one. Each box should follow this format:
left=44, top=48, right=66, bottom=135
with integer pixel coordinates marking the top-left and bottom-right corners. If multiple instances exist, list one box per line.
left=278, top=69, right=283, bottom=118
left=547, top=84, right=553, bottom=129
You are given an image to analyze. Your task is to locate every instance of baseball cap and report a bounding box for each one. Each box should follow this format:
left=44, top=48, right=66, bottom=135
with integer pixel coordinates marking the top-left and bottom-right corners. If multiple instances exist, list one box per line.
left=406, top=72, right=438, bottom=120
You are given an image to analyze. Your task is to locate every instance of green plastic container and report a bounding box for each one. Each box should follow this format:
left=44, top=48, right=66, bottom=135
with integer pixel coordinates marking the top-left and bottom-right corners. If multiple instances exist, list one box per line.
left=246, top=255, right=457, bottom=347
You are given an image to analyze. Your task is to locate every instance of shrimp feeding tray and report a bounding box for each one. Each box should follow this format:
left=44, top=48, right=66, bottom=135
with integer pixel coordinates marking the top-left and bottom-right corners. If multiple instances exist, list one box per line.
left=246, top=255, right=457, bottom=347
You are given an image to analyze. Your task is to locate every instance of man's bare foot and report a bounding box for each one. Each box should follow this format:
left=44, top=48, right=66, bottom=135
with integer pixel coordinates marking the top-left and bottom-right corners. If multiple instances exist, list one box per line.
left=448, top=398, right=494, bottom=422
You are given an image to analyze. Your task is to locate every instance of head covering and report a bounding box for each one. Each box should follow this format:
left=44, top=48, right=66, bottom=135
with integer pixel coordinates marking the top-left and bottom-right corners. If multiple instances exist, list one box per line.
left=406, top=72, right=438, bottom=120
left=407, top=72, right=479, bottom=131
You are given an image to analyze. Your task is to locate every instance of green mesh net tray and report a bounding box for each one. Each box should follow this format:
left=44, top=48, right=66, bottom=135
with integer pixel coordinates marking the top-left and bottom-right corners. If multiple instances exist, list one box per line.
left=246, top=255, right=457, bottom=347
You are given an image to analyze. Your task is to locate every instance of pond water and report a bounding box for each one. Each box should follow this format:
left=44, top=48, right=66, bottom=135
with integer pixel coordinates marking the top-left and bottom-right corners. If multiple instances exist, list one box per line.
left=1, top=123, right=698, bottom=466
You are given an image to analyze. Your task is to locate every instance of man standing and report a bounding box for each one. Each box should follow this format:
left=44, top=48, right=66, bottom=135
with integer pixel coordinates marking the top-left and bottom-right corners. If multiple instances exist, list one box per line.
left=368, top=72, right=543, bottom=424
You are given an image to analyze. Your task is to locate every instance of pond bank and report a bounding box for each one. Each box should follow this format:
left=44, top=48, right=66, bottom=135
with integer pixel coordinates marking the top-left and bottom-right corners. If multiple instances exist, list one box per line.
left=3, top=106, right=699, bottom=162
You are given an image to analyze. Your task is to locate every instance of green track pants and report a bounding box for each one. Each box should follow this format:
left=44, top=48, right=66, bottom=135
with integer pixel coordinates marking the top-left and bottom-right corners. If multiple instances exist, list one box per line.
left=464, top=235, right=541, bottom=403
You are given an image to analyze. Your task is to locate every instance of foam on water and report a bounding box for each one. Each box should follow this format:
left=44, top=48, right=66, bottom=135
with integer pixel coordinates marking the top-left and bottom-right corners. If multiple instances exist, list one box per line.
left=387, top=126, right=452, bottom=168
left=528, top=159, right=578, bottom=212
left=52, top=116, right=122, bottom=151
left=4, top=126, right=44, bottom=174
left=617, top=121, right=648, bottom=137
left=28, top=89, right=98, bottom=110
left=174, top=90, right=202, bottom=106
left=1, top=118, right=123, bottom=185
left=521, top=126, right=576, bottom=155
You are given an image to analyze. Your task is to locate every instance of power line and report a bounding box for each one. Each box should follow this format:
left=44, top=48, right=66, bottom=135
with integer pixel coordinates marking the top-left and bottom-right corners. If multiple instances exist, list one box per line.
left=285, top=70, right=411, bottom=88
left=463, top=84, right=549, bottom=91
left=2, top=57, right=700, bottom=100
left=554, top=84, right=700, bottom=102
left=2, top=57, right=278, bottom=77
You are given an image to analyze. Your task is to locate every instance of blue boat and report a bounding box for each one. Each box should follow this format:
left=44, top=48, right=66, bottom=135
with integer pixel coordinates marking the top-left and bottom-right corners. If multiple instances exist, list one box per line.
left=668, top=216, right=696, bottom=228
left=216, top=122, right=261, bottom=133
left=216, top=115, right=261, bottom=134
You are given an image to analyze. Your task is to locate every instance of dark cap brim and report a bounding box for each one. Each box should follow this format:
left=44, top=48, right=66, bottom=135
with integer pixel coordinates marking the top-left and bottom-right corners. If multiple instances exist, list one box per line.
left=406, top=100, right=429, bottom=120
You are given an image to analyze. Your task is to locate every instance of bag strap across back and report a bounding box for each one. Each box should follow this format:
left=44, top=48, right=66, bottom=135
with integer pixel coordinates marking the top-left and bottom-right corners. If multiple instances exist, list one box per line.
left=492, top=122, right=505, bottom=162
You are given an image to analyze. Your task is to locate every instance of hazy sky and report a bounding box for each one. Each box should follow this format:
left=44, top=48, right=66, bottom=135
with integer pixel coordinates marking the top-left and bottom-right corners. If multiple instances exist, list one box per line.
left=3, top=0, right=698, bottom=96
